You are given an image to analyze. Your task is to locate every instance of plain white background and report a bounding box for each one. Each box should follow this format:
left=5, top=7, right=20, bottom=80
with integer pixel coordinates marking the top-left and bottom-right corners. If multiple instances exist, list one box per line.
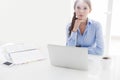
left=0, top=0, right=71, bottom=47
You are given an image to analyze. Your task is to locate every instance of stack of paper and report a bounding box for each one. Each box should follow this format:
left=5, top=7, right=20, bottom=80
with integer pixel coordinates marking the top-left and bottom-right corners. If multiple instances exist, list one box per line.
left=0, top=48, right=8, bottom=63
left=10, top=49, right=45, bottom=64
left=0, top=43, right=45, bottom=65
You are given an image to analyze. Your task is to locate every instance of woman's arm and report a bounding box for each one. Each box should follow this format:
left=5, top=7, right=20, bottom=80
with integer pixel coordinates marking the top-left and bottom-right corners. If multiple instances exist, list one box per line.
left=88, top=23, right=104, bottom=55
left=66, top=19, right=86, bottom=46
left=66, top=23, right=77, bottom=46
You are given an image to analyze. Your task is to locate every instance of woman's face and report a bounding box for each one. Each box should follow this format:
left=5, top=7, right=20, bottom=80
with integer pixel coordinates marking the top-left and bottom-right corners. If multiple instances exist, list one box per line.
left=75, top=1, right=91, bottom=20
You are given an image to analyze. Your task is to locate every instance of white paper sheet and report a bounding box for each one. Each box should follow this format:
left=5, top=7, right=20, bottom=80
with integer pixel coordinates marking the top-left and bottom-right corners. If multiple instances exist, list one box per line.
left=0, top=48, right=7, bottom=63
left=10, top=49, right=45, bottom=64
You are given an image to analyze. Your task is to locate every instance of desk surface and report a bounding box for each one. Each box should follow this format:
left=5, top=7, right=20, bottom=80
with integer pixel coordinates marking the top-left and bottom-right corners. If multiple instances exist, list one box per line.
left=0, top=50, right=120, bottom=80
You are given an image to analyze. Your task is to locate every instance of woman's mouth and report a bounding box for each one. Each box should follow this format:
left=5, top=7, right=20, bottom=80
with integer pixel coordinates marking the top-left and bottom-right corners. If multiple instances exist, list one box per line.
left=77, top=15, right=84, bottom=19
left=79, top=15, right=84, bottom=17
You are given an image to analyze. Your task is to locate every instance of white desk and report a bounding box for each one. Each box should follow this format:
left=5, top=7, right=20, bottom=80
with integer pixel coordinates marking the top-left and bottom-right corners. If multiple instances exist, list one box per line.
left=0, top=50, right=120, bottom=80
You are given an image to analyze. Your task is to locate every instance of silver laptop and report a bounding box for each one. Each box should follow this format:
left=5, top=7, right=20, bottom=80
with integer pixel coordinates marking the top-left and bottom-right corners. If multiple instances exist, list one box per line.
left=47, top=44, right=88, bottom=70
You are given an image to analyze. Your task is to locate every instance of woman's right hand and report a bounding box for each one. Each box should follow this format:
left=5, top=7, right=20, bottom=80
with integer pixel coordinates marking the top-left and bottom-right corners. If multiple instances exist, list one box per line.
left=72, top=19, right=85, bottom=32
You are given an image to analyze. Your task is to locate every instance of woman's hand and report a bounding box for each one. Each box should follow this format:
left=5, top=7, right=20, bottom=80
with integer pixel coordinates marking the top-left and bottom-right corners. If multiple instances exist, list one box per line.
left=72, top=19, right=85, bottom=32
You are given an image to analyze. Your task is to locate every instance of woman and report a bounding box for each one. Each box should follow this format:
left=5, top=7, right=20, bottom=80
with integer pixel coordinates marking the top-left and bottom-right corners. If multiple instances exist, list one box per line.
left=66, top=0, right=104, bottom=55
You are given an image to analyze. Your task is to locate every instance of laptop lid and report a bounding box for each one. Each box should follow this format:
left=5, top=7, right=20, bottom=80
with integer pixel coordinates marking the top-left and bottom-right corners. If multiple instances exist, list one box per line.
left=47, top=44, right=88, bottom=70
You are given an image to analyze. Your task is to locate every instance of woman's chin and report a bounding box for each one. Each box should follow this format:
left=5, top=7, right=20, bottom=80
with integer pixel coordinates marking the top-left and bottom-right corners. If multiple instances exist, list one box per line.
left=78, top=18, right=83, bottom=20
left=77, top=17, right=86, bottom=20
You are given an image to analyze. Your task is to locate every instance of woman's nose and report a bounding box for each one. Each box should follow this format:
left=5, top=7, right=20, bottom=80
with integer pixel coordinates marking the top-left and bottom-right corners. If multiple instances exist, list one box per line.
left=79, top=9, right=84, bottom=12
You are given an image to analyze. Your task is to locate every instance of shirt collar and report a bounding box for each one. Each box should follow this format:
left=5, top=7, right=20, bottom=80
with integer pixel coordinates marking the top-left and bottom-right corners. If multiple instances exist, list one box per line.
left=87, top=18, right=92, bottom=25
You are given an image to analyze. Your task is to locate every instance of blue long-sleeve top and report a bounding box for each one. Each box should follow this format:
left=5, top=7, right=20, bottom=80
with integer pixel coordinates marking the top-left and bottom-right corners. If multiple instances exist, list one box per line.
left=66, top=18, right=104, bottom=55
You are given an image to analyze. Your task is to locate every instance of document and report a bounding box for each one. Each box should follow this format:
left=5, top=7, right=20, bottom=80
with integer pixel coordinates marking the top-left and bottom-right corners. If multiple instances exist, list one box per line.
left=0, top=43, right=46, bottom=65
left=0, top=48, right=8, bottom=63
left=10, top=49, right=45, bottom=64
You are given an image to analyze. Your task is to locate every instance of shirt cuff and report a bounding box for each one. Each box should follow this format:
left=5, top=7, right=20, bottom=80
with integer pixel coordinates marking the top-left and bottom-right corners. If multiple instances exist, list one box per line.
left=70, top=32, right=77, bottom=38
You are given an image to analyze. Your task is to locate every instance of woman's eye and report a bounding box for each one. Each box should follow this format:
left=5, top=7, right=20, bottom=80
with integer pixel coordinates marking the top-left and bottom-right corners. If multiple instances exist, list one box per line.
left=77, top=6, right=80, bottom=9
left=84, top=7, right=87, bottom=10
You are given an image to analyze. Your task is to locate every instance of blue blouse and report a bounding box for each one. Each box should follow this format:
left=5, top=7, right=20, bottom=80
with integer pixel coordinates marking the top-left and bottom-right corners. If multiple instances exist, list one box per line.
left=66, top=18, right=104, bottom=55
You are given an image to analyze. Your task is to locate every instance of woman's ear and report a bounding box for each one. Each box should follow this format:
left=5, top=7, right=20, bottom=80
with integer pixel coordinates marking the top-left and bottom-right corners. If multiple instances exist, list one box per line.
left=89, top=9, right=92, bottom=13
left=74, top=12, right=78, bottom=18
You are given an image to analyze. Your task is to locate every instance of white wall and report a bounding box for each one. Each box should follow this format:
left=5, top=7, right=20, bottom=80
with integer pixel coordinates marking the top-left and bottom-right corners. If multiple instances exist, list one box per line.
left=0, top=0, right=71, bottom=47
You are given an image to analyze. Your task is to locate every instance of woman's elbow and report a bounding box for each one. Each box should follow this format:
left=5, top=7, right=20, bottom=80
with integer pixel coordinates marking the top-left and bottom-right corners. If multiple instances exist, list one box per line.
left=96, top=48, right=104, bottom=56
